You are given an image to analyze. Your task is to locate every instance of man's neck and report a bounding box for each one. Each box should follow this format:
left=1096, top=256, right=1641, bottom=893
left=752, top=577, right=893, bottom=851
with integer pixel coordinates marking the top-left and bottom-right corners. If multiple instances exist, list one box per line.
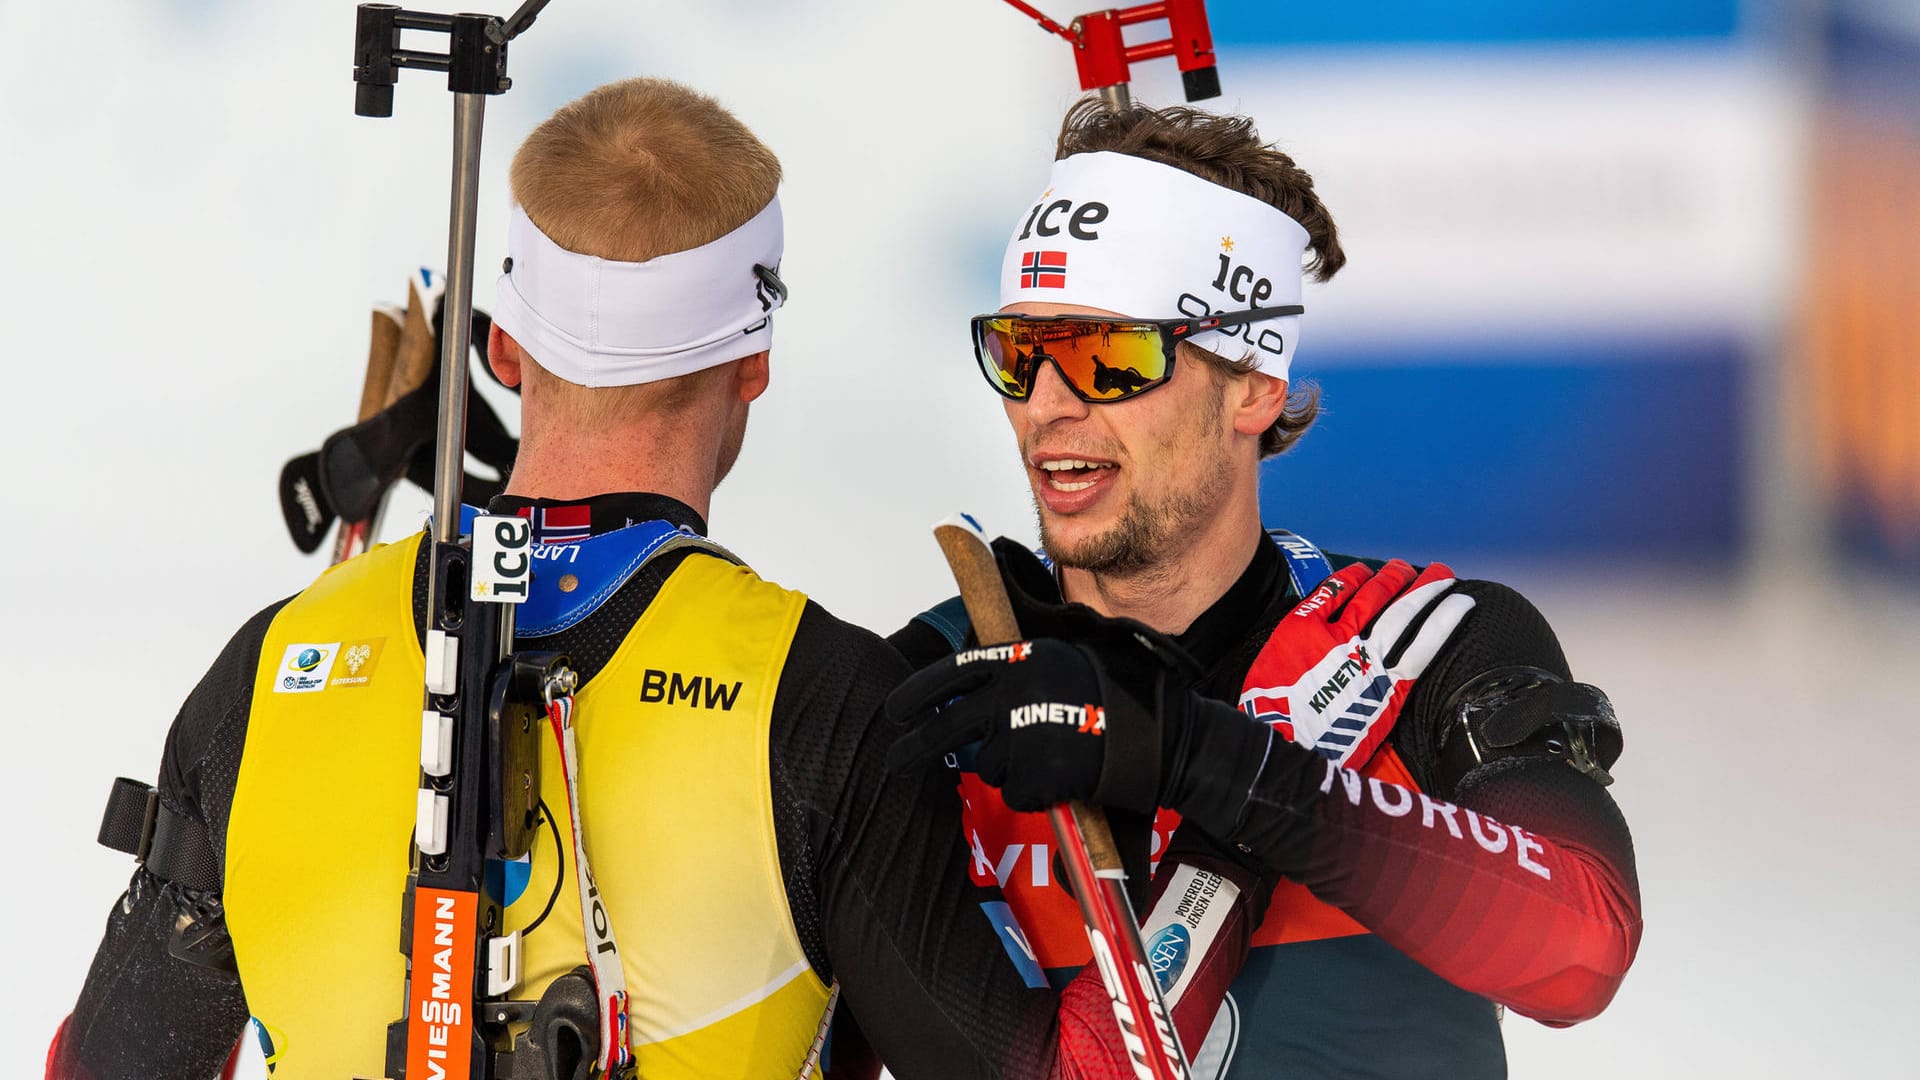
left=504, top=422, right=722, bottom=523
left=1058, top=490, right=1266, bottom=636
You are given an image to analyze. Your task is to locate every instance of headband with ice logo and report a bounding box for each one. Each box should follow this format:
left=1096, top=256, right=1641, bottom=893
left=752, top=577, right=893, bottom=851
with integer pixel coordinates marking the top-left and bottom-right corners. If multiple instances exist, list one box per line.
left=999, top=151, right=1310, bottom=380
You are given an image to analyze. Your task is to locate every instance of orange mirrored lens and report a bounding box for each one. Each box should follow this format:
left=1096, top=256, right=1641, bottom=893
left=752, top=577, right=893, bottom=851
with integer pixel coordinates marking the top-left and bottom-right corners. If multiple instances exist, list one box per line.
left=976, top=319, right=1170, bottom=402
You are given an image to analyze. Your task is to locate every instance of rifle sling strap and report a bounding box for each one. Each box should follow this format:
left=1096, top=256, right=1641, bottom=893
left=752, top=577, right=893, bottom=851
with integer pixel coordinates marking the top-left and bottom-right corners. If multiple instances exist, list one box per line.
left=98, top=776, right=222, bottom=894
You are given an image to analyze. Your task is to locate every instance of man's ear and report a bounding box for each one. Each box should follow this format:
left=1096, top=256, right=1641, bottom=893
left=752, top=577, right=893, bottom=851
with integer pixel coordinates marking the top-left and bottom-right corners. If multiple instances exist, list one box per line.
left=1231, top=371, right=1289, bottom=438
left=488, top=322, right=523, bottom=389
left=735, top=351, right=771, bottom=404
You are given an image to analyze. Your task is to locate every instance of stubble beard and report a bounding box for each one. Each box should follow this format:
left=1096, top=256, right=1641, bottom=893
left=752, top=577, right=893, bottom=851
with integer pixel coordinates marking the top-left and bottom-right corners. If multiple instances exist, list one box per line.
left=1034, top=401, right=1232, bottom=577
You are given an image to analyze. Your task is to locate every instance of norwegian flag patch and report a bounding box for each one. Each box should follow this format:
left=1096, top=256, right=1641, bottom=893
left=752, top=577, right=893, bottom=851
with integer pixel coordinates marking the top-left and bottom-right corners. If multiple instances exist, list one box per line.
left=1019, top=250, right=1068, bottom=289
left=517, top=504, right=592, bottom=544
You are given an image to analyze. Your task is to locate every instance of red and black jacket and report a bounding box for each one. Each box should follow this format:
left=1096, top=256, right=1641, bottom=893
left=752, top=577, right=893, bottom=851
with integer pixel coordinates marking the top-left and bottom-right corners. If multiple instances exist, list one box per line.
left=887, top=532, right=1643, bottom=1079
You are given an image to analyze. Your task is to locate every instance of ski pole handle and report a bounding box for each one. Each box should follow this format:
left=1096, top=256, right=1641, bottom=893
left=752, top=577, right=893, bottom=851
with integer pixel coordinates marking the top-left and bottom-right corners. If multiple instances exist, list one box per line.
left=931, top=514, right=1190, bottom=1079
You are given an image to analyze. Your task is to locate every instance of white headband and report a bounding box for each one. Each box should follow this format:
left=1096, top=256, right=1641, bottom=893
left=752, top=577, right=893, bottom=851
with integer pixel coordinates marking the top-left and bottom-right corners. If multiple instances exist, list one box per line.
left=999, top=151, right=1310, bottom=380
left=491, top=196, right=786, bottom=388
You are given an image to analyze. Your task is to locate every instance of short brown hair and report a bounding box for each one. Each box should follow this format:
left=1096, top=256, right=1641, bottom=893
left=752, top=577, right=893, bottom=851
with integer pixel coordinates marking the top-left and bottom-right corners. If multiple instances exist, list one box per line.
left=510, top=77, right=780, bottom=262
left=1056, top=99, right=1342, bottom=458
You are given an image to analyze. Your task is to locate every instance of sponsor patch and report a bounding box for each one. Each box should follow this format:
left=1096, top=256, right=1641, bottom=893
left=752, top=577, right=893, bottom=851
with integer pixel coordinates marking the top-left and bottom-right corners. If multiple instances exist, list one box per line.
left=1137, top=863, right=1239, bottom=1007
left=1008, top=701, right=1104, bottom=734
left=955, top=642, right=1033, bottom=665
left=274, top=642, right=339, bottom=694
left=471, top=513, right=533, bottom=603
left=1146, top=922, right=1192, bottom=993
left=406, top=887, right=478, bottom=1080
left=327, top=637, right=387, bottom=689
left=1290, top=575, right=1346, bottom=618
left=638, top=668, right=744, bottom=711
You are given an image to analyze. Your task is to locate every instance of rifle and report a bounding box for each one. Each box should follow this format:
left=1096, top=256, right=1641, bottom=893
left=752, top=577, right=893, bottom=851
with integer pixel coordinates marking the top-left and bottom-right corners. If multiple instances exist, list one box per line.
left=345, top=5, right=583, bottom=1078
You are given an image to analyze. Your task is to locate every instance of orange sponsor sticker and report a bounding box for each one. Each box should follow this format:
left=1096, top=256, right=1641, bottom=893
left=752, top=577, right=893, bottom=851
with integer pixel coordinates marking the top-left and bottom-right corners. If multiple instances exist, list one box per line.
left=406, top=887, right=478, bottom=1080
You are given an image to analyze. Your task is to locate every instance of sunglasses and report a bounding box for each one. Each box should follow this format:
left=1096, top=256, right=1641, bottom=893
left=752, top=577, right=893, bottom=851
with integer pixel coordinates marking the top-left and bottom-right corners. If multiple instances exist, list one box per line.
left=971, top=306, right=1305, bottom=403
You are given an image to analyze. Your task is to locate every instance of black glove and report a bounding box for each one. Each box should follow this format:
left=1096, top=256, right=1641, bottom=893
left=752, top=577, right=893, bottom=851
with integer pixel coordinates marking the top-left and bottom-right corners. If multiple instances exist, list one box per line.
left=991, top=537, right=1221, bottom=736
left=989, top=539, right=1165, bottom=666
left=887, top=540, right=1310, bottom=874
left=884, top=629, right=1298, bottom=892
left=885, top=636, right=1171, bottom=814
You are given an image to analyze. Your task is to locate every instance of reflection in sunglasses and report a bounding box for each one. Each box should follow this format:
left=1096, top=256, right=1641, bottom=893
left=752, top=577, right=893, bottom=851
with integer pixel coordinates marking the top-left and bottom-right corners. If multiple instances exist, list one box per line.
left=1092, top=354, right=1153, bottom=397
left=974, top=305, right=1301, bottom=403
left=978, top=317, right=1176, bottom=403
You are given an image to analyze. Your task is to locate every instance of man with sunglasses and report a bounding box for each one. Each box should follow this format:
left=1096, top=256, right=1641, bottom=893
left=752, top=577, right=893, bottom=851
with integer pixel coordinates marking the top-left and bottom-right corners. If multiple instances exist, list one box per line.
left=887, top=100, right=1644, bottom=1077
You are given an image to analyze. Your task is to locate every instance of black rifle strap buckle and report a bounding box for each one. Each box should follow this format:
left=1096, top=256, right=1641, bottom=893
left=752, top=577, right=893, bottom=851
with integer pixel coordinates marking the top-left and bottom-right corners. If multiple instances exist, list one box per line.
left=97, top=777, right=222, bottom=894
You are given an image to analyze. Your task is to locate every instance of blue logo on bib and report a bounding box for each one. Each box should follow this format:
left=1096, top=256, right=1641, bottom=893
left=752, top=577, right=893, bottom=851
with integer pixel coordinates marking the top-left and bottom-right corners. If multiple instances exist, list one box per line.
left=292, top=648, right=325, bottom=672
left=1146, top=923, right=1192, bottom=992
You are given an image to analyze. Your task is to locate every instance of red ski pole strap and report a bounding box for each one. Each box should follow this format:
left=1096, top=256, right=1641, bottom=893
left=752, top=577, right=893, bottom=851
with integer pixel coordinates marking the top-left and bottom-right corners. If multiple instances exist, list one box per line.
left=546, top=693, right=635, bottom=1074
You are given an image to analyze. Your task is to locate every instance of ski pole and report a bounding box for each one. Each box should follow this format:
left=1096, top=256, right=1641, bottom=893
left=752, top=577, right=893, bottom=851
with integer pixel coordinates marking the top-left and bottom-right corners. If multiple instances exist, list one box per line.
left=933, top=514, right=1190, bottom=1080
left=328, top=275, right=441, bottom=565
left=273, top=270, right=521, bottom=564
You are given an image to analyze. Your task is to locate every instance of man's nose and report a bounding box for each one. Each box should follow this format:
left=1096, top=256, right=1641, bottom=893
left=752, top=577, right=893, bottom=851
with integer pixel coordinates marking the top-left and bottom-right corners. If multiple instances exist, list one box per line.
left=1023, top=358, right=1090, bottom=427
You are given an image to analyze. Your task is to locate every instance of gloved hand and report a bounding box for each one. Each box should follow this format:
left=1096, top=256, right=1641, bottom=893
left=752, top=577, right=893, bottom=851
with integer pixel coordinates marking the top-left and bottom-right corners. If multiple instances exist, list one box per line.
left=988, top=537, right=1181, bottom=695
left=1158, top=558, right=1479, bottom=875
left=885, top=554, right=1477, bottom=873
left=884, top=633, right=1180, bottom=815
left=1235, top=558, right=1476, bottom=769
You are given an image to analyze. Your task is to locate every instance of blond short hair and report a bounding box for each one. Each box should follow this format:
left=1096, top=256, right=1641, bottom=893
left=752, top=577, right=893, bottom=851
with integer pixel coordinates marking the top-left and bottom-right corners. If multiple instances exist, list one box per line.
left=510, top=77, right=781, bottom=262
left=507, top=78, right=780, bottom=426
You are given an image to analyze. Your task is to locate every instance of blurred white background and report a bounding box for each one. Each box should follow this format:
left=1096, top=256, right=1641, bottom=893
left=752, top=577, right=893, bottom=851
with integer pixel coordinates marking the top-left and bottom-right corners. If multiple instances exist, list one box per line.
left=3, top=1, right=1916, bottom=1077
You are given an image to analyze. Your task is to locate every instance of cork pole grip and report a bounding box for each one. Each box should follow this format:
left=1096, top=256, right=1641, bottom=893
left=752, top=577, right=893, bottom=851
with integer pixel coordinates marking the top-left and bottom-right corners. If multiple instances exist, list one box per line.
left=356, top=307, right=404, bottom=423
left=932, top=521, right=1022, bottom=645
left=389, top=275, right=442, bottom=403
left=328, top=278, right=443, bottom=565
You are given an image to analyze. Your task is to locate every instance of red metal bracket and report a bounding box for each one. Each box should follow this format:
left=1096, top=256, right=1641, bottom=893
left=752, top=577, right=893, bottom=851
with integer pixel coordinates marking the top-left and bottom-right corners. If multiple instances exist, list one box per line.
left=1000, top=0, right=1220, bottom=100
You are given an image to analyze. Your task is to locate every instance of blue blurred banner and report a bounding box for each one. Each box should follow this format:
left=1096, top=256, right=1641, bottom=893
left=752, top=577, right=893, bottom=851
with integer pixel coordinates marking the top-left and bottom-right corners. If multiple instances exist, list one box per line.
left=1221, top=26, right=1780, bottom=562
left=1205, top=0, right=1741, bottom=46
left=1261, top=339, right=1744, bottom=562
